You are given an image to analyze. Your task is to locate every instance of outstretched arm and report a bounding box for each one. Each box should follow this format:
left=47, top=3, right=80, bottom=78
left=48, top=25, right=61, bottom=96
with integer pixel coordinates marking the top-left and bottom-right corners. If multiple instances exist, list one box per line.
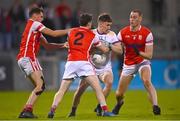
left=110, top=42, right=123, bottom=54
left=40, top=36, right=68, bottom=50
left=41, top=28, right=70, bottom=37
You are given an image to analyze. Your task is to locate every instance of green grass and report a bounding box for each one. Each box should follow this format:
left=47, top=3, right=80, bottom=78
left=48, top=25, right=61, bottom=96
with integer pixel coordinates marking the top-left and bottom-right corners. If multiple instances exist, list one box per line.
left=0, top=90, right=180, bottom=120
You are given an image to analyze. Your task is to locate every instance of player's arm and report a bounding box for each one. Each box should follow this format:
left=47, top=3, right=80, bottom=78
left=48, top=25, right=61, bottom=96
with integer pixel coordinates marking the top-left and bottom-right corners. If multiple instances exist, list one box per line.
left=139, top=45, right=153, bottom=60
left=110, top=42, right=123, bottom=54
left=92, top=35, right=109, bottom=53
left=113, top=31, right=123, bottom=54
left=138, top=32, right=153, bottom=60
left=95, top=41, right=110, bottom=53
left=40, top=36, right=68, bottom=50
left=41, top=27, right=70, bottom=37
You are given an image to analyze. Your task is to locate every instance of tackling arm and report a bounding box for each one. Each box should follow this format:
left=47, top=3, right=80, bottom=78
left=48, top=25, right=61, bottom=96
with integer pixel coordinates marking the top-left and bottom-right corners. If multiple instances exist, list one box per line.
left=40, top=36, right=68, bottom=50
left=41, top=28, right=70, bottom=37
left=110, top=42, right=123, bottom=54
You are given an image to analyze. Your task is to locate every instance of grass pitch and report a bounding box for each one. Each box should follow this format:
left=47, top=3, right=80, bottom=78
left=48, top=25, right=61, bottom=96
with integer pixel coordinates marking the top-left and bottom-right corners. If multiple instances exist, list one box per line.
left=0, top=90, right=180, bottom=120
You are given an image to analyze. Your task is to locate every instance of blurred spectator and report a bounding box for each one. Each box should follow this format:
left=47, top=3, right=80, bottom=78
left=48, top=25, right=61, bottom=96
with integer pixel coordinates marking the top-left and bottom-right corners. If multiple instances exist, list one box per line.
left=55, top=0, right=72, bottom=29
left=41, top=1, right=57, bottom=43
left=9, top=0, right=25, bottom=49
left=0, top=8, right=12, bottom=51
left=71, top=0, right=83, bottom=27
left=150, top=0, right=164, bottom=25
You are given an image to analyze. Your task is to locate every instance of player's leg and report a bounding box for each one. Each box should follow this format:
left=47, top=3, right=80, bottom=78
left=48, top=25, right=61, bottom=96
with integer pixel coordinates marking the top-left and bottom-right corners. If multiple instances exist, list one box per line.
left=100, top=71, right=113, bottom=98
left=68, top=80, right=89, bottom=117
left=94, top=71, right=113, bottom=116
left=19, top=70, right=45, bottom=118
left=83, top=75, right=115, bottom=116
left=48, top=61, right=76, bottom=118
left=139, top=65, right=161, bottom=115
left=18, top=58, right=45, bottom=118
left=112, top=75, right=133, bottom=115
left=48, top=79, right=73, bottom=118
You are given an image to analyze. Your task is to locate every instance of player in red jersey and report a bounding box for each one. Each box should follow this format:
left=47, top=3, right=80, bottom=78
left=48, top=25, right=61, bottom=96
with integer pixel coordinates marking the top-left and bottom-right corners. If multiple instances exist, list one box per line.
left=17, top=7, right=69, bottom=118
left=112, top=9, right=161, bottom=115
left=47, top=13, right=115, bottom=118
left=68, top=13, right=122, bottom=117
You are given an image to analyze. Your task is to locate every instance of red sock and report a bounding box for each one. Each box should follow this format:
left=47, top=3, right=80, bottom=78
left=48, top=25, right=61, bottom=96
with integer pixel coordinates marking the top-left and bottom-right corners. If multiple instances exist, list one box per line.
left=51, top=105, right=57, bottom=113
left=101, top=105, right=108, bottom=112
left=23, top=104, right=33, bottom=112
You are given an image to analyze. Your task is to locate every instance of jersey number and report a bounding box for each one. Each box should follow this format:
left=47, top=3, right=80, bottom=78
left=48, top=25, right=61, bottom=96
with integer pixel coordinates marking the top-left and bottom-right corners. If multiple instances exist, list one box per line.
left=74, top=32, right=84, bottom=45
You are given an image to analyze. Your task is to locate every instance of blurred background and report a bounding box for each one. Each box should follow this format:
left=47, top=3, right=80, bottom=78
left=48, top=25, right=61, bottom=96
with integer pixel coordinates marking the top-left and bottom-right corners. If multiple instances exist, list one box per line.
left=0, top=0, right=179, bottom=91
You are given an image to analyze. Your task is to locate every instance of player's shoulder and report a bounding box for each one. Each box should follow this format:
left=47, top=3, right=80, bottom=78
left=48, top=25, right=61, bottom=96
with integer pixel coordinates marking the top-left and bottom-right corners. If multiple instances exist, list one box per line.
left=30, top=19, right=42, bottom=26
left=141, top=26, right=152, bottom=33
left=107, top=30, right=116, bottom=36
left=71, top=27, right=95, bottom=36
left=119, top=26, right=130, bottom=35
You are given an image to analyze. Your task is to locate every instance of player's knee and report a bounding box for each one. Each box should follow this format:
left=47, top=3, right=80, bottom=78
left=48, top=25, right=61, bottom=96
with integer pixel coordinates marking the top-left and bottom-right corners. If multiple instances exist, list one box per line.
left=143, top=79, right=151, bottom=88
left=35, top=82, right=45, bottom=95
left=35, top=77, right=46, bottom=95
left=105, top=82, right=112, bottom=90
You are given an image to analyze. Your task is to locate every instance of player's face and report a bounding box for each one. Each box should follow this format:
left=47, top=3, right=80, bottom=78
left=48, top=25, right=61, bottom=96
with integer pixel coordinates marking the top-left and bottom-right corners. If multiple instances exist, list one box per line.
left=129, top=12, right=142, bottom=27
left=99, top=22, right=112, bottom=33
left=34, top=12, right=44, bottom=22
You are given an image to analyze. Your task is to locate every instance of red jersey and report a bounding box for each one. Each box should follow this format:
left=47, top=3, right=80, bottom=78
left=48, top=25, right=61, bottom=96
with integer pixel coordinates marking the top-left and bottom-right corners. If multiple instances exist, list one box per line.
left=17, top=19, right=45, bottom=61
left=117, top=26, right=153, bottom=65
left=67, top=27, right=100, bottom=61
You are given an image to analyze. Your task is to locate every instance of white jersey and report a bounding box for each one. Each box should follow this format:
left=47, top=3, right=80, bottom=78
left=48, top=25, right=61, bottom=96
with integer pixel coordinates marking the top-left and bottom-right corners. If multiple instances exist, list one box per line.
left=92, top=29, right=119, bottom=74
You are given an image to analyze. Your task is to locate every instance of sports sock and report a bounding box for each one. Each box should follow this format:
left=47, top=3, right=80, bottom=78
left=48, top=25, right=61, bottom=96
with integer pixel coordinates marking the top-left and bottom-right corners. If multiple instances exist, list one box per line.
left=23, top=104, right=33, bottom=112
left=50, top=105, right=57, bottom=113
left=117, top=96, right=124, bottom=105
left=101, top=105, right=108, bottom=112
left=71, top=107, right=77, bottom=113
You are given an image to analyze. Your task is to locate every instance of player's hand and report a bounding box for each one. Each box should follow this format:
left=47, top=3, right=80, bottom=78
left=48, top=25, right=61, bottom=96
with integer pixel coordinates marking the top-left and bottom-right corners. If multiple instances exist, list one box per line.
left=132, top=44, right=139, bottom=55
left=63, top=42, right=69, bottom=48
left=103, top=41, right=112, bottom=51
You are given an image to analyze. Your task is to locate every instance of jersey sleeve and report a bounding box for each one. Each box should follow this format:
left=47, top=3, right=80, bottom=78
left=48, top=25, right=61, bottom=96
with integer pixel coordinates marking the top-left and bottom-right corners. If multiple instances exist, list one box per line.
left=117, top=31, right=123, bottom=42
left=111, top=32, right=119, bottom=44
left=146, top=32, right=153, bottom=45
left=33, top=21, right=46, bottom=32
left=92, top=35, right=101, bottom=47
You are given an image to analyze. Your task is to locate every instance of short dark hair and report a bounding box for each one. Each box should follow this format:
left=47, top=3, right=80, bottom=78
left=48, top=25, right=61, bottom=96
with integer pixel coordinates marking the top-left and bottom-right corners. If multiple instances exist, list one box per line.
left=98, top=13, right=112, bottom=22
left=131, top=9, right=143, bottom=17
left=29, top=7, right=44, bottom=17
left=79, top=13, right=93, bottom=26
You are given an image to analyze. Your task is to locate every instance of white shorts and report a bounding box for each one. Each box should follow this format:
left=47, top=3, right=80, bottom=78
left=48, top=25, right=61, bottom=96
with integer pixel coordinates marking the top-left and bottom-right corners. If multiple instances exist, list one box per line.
left=18, top=57, right=42, bottom=76
left=121, top=60, right=151, bottom=76
left=95, top=67, right=112, bottom=76
left=62, top=61, right=96, bottom=79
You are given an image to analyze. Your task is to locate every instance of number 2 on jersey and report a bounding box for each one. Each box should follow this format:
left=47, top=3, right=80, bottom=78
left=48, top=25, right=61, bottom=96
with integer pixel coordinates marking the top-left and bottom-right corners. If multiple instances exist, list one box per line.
left=74, top=32, right=84, bottom=45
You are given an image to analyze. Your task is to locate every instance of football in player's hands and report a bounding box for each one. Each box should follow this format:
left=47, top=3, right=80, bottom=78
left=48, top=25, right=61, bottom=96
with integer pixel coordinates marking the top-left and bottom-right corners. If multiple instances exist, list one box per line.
left=92, top=54, right=106, bottom=64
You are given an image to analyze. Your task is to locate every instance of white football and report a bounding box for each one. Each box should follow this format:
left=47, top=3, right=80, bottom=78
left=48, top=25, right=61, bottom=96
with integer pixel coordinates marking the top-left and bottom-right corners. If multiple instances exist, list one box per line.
left=92, top=54, right=106, bottom=64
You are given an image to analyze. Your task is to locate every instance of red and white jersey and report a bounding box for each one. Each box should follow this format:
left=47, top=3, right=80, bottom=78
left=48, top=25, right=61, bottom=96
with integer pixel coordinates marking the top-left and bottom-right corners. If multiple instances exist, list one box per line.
left=17, top=19, right=46, bottom=61
left=117, top=25, right=153, bottom=65
left=67, top=27, right=101, bottom=61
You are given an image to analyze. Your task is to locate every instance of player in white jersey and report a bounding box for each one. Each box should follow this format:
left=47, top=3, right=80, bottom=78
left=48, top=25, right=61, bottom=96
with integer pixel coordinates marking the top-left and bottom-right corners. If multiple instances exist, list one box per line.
left=68, top=13, right=122, bottom=117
